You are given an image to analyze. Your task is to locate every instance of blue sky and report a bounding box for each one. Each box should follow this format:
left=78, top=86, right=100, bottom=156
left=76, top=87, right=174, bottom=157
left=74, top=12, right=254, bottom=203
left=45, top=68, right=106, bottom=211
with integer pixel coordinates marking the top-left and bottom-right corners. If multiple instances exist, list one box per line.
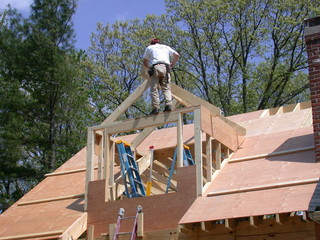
left=0, top=0, right=167, bottom=49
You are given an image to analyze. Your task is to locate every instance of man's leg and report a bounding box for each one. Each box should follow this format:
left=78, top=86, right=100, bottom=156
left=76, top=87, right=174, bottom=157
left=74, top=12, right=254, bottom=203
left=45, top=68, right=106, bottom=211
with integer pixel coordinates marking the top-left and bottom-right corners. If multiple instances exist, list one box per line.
left=161, top=72, right=172, bottom=111
left=150, top=74, right=160, bottom=114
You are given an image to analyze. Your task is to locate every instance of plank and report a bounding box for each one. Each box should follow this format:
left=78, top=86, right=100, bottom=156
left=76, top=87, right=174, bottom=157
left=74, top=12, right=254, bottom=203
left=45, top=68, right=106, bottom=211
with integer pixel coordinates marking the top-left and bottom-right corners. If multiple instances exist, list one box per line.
left=230, top=146, right=315, bottom=163
left=0, top=230, right=63, bottom=240
left=18, top=193, right=85, bottom=206
left=194, top=107, right=203, bottom=196
left=177, top=113, right=183, bottom=168
left=92, top=106, right=199, bottom=134
left=59, top=212, right=87, bottom=240
left=85, top=128, right=95, bottom=211
left=205, top=134, right=213, bottom=182
left=207, top=177, right=319, bottom=197
left=102, top=80, right=150, bottom=124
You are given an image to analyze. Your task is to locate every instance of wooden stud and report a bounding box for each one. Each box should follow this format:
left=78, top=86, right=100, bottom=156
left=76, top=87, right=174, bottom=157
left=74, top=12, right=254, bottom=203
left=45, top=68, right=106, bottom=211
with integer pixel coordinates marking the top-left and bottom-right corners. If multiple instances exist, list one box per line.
left=86, top=225, right=94, bottom=240
left=194, top=108, right=203, bottom=196
left=109, top=139, right=115, bottom=200
left=224, top=219, right=234, bottom=230
left=249, top=216, right=260, bottom=228
left=200, top=221, right=214, bottom=232
left=214, top=141, right=221, bottom=170
left=206, top=134, right=213, bottom=182
left=109, top=223, right=116, bottom=240
left=94, top=106, right=198, bottom=134
left=85, top=128, right=95, bottom=211
left=177, top=113, right=183, bottom=168
left=137, top=212, right=144, bottom=237
left=104, top=131, right=110, bottom=202
left=98, top=132, right=104, bottom=180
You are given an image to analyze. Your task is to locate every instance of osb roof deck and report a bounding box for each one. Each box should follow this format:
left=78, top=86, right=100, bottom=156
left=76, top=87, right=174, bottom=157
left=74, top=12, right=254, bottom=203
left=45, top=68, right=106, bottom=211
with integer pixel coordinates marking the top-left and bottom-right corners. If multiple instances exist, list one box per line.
left=180, top=101, right=320, bottom=224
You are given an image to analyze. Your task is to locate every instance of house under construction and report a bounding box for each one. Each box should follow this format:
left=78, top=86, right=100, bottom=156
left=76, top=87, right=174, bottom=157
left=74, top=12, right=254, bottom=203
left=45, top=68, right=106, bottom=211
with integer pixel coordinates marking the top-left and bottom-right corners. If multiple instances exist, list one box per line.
left=0, top=16, right=320, bottom=240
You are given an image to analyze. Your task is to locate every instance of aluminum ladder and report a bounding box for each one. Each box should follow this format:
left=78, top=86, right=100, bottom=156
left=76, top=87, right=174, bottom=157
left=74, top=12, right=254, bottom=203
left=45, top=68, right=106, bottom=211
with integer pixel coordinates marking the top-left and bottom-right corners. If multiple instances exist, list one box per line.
left=113, top=205, right=142, bottom=240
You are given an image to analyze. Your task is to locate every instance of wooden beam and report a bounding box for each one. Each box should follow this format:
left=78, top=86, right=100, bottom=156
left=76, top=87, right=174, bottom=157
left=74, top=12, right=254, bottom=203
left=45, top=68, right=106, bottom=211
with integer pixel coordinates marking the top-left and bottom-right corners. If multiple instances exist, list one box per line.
left=194, top=107, right=203, bottom=196
left=200, top=221, right=214, bottom=232
left=98, top=132, right=104, bottom=180
left=59, top=212, right=87, bottom=240
left=214, top=141, right=221, bottom=170
left=130, top=99, right=180, bottom=150
left=137, top=212, right=144, bottom=237
left=95, top=106, right=198, bottom=134
left=86, top=225, right=94, bottom=240
left=85, top=128, right=95, bottom=211
left=207, top=177, right=319, bottom=197
left=210, top=115, right=239, bottom=152
left=104, top=132, right=110, bottom=202
left=18, top=193, right=85, bottom=206
left=109, top=223, right=116, bottom=240
left=275, top=213, right=288, bottom=225
left=0, top=231, right=63, bottom=240
left=177, top=113, right=183, bottom=168
left=206, top=134, right=213, bottom=182
left=171, top=83, right=221, bottom=116
left=102, top=80, right=150, bottom=124
left=224, top=219, right=235, bottom=230
left=229, top=146, right=315, bottom=163
left=249, top=216, right=260, bottom=228
left=45, top=167, right=87, bottom=177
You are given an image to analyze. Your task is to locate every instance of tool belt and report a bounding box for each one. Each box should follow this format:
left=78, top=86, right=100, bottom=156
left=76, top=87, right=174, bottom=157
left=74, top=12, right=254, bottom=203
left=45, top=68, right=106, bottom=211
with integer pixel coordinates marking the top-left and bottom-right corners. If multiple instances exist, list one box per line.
left=148, top=61, right=170, bottom=77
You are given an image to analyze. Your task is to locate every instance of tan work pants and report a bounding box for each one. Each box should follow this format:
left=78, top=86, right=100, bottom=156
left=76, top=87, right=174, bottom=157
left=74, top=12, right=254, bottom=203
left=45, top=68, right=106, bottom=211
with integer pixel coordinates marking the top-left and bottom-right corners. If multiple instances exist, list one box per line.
left=150, top=64, right=172, bottom=109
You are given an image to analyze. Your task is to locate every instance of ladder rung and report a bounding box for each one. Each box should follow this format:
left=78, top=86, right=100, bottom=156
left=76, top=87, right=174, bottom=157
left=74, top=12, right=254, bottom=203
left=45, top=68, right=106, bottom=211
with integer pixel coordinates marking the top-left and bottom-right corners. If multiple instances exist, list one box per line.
left=116, top=231, right=132, bottom=236
left=122, top=216, right=136, bottom=220
left=133, top=179, right=143, bottom=185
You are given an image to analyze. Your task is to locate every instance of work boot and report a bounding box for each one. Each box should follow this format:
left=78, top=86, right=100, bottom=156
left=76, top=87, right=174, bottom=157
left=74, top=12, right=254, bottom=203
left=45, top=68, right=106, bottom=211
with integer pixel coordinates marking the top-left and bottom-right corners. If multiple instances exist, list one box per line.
left=149, top=108, right=160, bottom=115
left=163, top=105, right=172, bottom=112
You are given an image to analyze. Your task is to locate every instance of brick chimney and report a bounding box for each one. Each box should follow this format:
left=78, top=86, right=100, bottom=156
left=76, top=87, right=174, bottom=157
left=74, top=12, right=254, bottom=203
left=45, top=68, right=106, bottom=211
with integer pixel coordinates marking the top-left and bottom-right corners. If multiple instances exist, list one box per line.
left=305, top=16, right=320, bottom=162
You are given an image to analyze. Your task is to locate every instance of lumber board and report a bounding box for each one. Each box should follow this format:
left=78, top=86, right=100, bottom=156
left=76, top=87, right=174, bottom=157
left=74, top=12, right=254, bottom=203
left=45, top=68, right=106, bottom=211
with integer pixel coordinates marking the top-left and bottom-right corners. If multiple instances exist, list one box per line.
left=87, top=225, right=94, bottom=240
left=207, top=177, right=319, bottom=197
left=194, top=108, right=203, bottom=196
left=92, top=106, right=199, bottom=134
left=205, top=134, right=213, bottom=182
left=102, top=80, right=150, bottom=124
left=229, top=146, right=315, bottom=163
left=0, top=230, right=63, bottom=240
left=130, top=99, right=179, bottom=150
left=18, top=193, right=85, bottom=206
left=177, top=113, right=183, bottom=168
left=85, top=128, right=95, bottom=211
left=171, top=83, right=221, bottom=116
left=59, top=212, right=87, bottom=240
left=210, top=115, right=239, bottom=152
left=138, top=212, right=144, bottom=237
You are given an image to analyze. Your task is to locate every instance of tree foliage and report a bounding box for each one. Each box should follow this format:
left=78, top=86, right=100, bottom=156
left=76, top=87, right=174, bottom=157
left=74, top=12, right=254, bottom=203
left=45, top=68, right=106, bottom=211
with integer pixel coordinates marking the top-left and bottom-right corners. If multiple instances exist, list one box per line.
left=0, top=0, right=91, bottom=212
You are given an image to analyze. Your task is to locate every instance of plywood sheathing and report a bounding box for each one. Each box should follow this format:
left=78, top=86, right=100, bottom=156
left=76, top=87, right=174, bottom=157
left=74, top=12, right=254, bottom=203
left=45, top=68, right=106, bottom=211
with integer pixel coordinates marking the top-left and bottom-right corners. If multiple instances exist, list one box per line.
left=87, top=166, right=198, bottom=239
left=179, top=104, right=319, bottom=224
left=0, top=149, right=88, bottom=239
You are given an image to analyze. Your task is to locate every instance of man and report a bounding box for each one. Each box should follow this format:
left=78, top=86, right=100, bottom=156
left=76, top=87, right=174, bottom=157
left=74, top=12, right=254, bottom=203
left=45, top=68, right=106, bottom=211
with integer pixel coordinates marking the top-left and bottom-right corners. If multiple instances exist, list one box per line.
left=143, top=38, right=180, bottom=114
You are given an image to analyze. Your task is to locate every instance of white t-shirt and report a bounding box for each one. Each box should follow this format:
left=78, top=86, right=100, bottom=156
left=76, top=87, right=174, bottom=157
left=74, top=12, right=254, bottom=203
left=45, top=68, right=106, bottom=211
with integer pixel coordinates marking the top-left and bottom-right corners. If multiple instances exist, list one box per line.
left=143, top=43, right=178, bottom=65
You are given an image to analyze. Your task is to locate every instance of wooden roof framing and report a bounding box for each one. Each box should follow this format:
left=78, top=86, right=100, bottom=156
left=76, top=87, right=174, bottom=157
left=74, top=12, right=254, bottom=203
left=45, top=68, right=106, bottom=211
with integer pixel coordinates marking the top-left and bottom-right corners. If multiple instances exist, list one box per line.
left=0, top=75, right=319, bottom=240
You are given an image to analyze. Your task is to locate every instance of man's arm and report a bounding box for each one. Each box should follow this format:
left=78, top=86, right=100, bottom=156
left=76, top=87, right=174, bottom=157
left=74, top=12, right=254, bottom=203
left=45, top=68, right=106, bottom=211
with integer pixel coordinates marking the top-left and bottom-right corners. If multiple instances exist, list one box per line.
left=143, top=58, right=150, bottom=68
left=170, top=52, right=180, bottom=68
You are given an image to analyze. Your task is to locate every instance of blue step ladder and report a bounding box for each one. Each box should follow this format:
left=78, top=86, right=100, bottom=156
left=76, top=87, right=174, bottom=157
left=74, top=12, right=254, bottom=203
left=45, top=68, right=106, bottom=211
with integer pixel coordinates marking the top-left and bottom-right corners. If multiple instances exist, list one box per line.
left=165, top=145, right=195, bottom=193
left=116, top=140, right=146, bottom=198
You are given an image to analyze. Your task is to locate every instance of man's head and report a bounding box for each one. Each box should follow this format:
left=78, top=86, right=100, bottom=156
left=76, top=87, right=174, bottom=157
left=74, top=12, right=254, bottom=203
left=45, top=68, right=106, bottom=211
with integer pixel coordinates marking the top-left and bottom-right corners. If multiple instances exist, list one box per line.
left=151, top=38, right=160, bottom=45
